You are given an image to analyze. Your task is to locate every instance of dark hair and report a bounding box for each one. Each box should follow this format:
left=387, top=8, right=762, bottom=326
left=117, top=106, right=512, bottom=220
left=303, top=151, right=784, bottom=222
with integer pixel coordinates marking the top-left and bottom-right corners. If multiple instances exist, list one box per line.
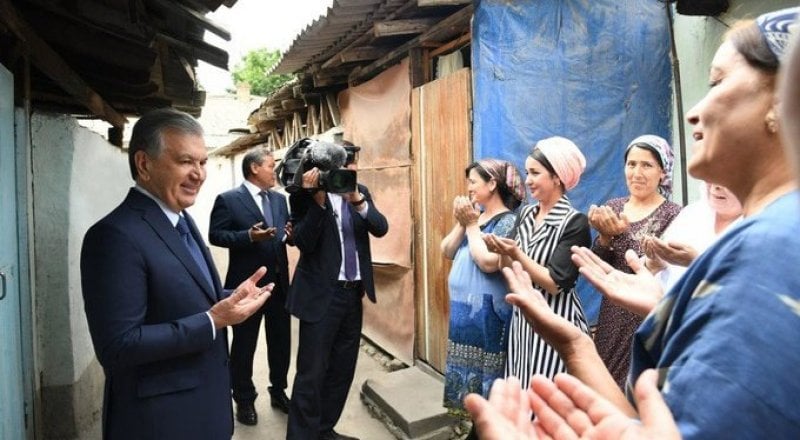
left=624, top=143, right=664, bottom=169
left=242, top=148, right=273, bottom=179
left=727, top=20, right=780, bottom=74
left=529, top=148, right=566, bottom=193
left=128, top=108, right=204, bottom=180
left=465, top=161, right=521, bottom=210
left=529, top=148, right=557, bottom=176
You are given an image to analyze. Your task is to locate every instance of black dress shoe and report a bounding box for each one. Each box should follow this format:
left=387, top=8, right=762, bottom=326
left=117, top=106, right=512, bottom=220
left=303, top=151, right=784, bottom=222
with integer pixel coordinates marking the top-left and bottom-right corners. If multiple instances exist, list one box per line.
left=235, top=401, right=257, bottom=426
left=269, top=389, right=290, bottom=414
left=319, top=429, right=360, bottom=440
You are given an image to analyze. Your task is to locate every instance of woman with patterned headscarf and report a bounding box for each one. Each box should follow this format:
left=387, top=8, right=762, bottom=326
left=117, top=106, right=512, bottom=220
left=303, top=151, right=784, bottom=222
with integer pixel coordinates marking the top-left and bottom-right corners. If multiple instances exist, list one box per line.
left=588, top=134, right=682, bottom=389
left=463, top=7, right=800, bottom=439
left=439, top=158, right=525, bottom=431
left=482, top=136, right=592, bottom=389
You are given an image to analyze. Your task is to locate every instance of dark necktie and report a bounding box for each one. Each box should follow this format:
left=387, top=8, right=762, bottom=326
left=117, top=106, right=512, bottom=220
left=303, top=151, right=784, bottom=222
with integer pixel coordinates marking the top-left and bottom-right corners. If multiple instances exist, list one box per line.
left=259, top=190, right=274, bottom=228
left=176, top=216, right=214, bottom=291
left=339, top=197, right=358, bottom=280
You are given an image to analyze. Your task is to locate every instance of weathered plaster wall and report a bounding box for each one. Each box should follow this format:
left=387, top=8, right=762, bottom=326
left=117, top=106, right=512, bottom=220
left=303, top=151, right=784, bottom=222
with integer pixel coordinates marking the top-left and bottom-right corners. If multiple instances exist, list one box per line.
left=31, top=112, right=129, bottom=437
left=30, top=112, right=236, bottom=438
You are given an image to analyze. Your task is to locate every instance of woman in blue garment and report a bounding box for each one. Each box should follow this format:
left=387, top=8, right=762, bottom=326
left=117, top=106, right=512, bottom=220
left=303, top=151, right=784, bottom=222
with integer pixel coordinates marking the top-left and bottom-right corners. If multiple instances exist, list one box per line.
left=440, top=159, right=525, bottom=422
left=463, top=7, right=800, bottom=439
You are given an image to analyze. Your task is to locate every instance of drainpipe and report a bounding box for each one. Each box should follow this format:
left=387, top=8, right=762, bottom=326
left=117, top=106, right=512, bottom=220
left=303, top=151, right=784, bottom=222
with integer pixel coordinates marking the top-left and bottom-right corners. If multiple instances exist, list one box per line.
left=666, top=3, right=688, bottom=205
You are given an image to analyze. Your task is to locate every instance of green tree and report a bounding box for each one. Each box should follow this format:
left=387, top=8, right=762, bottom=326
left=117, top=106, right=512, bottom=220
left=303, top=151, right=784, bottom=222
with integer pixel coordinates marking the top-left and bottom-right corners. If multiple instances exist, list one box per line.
left=231, top=48, right=295, bottom=96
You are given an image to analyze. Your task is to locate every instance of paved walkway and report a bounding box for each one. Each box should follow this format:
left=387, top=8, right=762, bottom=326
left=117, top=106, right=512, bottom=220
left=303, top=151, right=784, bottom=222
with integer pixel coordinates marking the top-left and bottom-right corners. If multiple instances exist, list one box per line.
left=81, top=318, right=395, bottom=440
left=233, top=317, right=395, bottom=440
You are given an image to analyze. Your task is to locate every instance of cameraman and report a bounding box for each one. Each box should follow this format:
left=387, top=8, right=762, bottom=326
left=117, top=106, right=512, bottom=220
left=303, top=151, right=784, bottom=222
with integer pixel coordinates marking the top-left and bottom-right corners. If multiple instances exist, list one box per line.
left=286, top=144, right=388, bottom=440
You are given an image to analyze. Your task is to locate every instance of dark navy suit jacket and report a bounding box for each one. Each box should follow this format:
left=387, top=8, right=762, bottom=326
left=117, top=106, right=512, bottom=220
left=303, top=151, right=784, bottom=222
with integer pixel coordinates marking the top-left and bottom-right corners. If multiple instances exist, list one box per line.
left=208, top=184, right=290, bottom=292
left=81, top=189, right=231, bottom=440
left=287, top=184, right=388, bottom=322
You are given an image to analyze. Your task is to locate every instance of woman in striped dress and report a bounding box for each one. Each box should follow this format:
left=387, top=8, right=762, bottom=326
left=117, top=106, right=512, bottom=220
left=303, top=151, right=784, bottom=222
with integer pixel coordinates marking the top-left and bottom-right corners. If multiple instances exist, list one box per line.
left=484, top=137, right=591, bottom=388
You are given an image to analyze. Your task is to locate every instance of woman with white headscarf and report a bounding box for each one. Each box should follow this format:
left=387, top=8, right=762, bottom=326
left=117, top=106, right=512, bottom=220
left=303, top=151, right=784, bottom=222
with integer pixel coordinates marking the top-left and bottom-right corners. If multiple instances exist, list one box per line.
left=465, top=8, right=800, bottom=439
left=483, top=136, right=591, bottom=388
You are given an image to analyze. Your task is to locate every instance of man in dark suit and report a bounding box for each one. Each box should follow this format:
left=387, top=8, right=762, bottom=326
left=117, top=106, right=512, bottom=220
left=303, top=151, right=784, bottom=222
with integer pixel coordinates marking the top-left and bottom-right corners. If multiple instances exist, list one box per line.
left=286, top=143, right=389, bottom=440
left=81, top=108, right=271, bottom=440
left=209, top=148, right=292, bottom=424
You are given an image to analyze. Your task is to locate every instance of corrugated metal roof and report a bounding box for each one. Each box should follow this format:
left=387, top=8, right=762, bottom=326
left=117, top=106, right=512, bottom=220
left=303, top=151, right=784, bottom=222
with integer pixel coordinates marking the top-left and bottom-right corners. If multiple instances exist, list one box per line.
left=272, top=0, right=410, bottom=75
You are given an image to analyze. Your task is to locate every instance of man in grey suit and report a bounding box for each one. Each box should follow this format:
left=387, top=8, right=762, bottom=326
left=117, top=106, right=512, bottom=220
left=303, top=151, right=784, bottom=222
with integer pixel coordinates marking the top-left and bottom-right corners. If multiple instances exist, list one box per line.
left=209, top=148, right=292, bottom=425
left=81, top=108, right=271, bottom=439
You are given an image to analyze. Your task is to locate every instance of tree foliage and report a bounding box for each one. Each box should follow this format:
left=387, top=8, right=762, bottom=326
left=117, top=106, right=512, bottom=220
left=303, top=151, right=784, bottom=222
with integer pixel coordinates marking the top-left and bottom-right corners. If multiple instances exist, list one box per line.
left=231, top=48, right=295, bottom=97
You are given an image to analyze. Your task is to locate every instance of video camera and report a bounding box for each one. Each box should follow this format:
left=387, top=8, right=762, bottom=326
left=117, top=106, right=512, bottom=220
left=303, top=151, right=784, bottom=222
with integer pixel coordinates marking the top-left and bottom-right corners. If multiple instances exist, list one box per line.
left=276, top=138, right=357, bottom=194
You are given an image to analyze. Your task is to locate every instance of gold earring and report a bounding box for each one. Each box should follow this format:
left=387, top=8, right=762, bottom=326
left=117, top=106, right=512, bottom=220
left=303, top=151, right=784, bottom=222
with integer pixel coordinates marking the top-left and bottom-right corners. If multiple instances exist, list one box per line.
left=766, top=111, right=779, bottom=134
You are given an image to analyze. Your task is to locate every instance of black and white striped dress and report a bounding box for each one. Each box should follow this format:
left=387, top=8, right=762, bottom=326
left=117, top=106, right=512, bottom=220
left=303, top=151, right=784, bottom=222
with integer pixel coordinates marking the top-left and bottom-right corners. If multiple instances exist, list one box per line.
left=505, top=196, right=591, bottom=389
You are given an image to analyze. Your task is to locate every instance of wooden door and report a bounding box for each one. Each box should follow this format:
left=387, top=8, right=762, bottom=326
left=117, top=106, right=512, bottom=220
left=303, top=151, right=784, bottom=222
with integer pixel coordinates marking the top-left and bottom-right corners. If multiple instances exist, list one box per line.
left=412, top=68, right=472, bottom=372
left=0, top=64, right=26, bottom=438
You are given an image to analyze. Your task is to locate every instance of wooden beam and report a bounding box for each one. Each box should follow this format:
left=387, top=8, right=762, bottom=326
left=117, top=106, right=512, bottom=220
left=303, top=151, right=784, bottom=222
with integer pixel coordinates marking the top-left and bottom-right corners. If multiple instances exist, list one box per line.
left=281, top=99, right=306, bottom=112
left=313, top=75, right=347, bottom=88
left=270, top=127, right=282, bottom=149
left=417, top=0, right=470, bottom=5
left=255, top=119, right=277, bottom=133
left=409, top=47, right=428, bottom=88
left=155, top=33, right=228, bottom=70
left=306, top=104, right=319, bottom=135
left=317, top=0, right=418, bottom=71
left=320, top=98, right=331, bottom=132
left=429, top=31, right=471, bottom=58
left=0, top=0, right=127, bottom=127
left=325, top=92, right=340, bottom=127
left=350, top=5, right=473, bottom=86
left=373, top=18, right=438, bottom=38
left=322, top=46, right=385, bottom=71
left=150, top=0, right=232, bottom=41
left=293, top=112, right=305, bottom=138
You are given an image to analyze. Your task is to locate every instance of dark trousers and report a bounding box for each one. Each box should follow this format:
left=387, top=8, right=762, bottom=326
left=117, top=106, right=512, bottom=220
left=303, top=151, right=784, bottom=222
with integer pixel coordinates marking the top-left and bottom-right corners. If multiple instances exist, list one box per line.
left=230, top=282, right=290, bottom=403
left=286, top=285, right=363, bottom=439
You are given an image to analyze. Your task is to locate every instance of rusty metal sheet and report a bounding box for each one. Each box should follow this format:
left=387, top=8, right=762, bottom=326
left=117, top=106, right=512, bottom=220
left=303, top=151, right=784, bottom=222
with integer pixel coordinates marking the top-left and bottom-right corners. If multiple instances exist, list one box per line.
left=338, top=59, right=415, bottom=362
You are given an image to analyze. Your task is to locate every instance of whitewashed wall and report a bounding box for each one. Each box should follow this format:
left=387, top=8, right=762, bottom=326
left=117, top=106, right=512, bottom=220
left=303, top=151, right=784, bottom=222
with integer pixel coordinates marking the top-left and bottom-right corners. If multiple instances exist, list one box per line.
left=30, top=112, right=238, bottom=437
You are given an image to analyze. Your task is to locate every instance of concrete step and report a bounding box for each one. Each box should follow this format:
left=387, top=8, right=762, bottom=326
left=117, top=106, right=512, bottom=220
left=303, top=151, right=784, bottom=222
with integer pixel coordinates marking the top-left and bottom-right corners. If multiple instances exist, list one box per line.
left=361, top=366, right=460, bottom=440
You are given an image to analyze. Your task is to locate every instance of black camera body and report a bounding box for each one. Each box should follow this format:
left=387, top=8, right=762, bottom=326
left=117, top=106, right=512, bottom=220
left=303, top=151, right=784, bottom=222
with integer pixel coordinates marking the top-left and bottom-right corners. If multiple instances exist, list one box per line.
left=276, top=138, right=357, bottom=194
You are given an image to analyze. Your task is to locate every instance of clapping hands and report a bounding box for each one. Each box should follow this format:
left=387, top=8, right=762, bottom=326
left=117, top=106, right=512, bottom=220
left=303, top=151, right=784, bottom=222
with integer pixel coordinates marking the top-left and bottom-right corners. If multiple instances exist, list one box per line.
left=571, top=246, right=663, bottom=317
left=589, top=205, right=630, bottom=243
left=465, top=370, right=680, bottom=440
left=453, top=196, right=480, bottom=227
left=642, top=236, right=698, bottom=268
left=208, top=266, right=272, bottom=328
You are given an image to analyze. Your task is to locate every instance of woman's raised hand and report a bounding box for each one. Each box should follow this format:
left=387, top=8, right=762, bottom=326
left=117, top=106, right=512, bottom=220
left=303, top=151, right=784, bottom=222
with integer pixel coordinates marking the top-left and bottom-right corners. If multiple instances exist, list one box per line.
left=589, top=205, right=630, bottom=239
left=503, top=261, right=585, bottom=352
left=571, top=246, right=663, bottom=317
left=453, top=195, right=480, bottom=226
left=483, top=234, right=518, bottom=257
left=645, top=236, right=698, bottom=267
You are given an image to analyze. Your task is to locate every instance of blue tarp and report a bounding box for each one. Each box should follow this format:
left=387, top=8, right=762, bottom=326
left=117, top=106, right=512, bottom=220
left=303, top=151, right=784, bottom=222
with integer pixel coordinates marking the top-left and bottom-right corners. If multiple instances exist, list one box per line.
left=472, top=0, right=673, bottom=324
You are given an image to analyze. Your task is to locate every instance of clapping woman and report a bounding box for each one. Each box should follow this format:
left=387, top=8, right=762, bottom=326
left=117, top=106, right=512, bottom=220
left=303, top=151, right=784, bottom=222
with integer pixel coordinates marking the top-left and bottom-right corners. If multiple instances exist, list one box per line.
left=483, top=137, right=592, bottom=388
left=440, top=159, right=525, bottom=421
left=465, top=8, right=800, bottom=438
left=588, top=135, right=681, bottom=389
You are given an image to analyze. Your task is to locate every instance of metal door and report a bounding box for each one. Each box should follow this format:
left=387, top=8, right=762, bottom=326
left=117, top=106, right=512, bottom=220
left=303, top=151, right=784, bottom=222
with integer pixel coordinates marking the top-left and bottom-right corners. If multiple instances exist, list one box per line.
left=411, top=68, right=472, bottom=372
left=0, top=63, right=26, bottom=438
